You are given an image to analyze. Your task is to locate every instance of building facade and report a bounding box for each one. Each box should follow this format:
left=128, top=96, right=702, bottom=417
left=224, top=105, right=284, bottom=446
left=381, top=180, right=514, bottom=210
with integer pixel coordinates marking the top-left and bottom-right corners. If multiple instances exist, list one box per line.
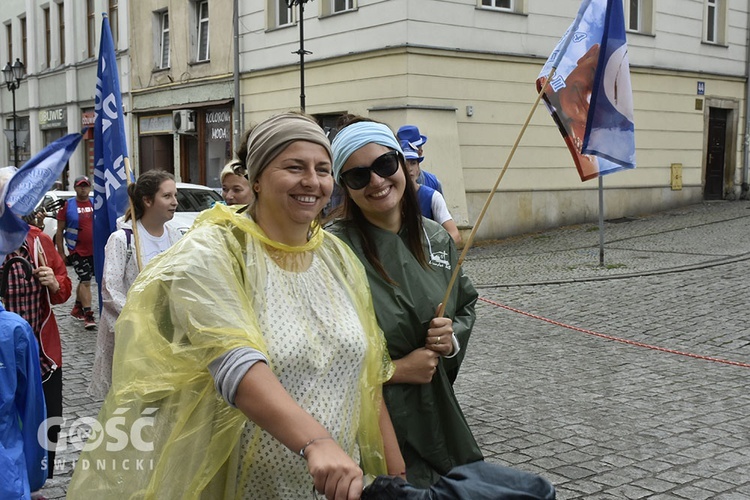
left=236, top=0, right=750, bottom=239
left=129, top=0, right=235, bottom=189
left=4, top=1, right=748, bottom=240
left=1, top=0, right=131, bottom=189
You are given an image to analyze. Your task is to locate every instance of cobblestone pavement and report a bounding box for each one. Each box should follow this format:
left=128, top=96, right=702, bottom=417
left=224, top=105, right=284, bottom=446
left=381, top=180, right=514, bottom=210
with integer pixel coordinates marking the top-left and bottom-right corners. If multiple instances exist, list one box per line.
left=41, top=200, right=750, bottom=499
left=463, top=200, right=750, bottom=286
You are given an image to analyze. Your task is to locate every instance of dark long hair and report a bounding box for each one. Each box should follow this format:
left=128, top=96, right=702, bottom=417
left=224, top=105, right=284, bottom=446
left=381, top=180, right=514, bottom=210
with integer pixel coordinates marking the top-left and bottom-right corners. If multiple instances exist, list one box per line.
left=329, top=114, right=428, bottom=284
left=125, top=170, right=175, bottom=221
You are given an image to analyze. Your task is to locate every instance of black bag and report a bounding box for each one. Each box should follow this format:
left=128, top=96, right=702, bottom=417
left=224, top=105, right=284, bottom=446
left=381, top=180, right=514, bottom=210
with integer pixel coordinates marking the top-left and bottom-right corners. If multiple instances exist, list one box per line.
left=362, top=461, right=555, bottom=500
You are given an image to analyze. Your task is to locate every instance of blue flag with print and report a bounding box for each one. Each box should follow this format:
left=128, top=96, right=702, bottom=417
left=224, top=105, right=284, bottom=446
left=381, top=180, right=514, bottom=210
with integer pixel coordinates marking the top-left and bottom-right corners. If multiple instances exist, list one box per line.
left=93, top=14, right=130, bottom=300
left=537, top=0, right=635, bottom=181
left=0, top=133, right=83, bottom=259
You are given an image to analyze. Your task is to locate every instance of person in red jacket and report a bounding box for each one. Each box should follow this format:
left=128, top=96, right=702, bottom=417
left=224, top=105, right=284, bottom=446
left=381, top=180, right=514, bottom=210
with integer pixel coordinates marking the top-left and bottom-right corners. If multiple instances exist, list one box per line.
left=1, top=223, right=72, bottom=479
left=56, top=176, right=96, bottom=329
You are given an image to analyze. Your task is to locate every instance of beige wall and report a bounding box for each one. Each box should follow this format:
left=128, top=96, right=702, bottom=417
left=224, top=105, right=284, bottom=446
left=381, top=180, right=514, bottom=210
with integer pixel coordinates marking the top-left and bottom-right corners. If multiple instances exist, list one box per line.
left=371, top=107, right=470, bottom=227
left=129, top=0, right=236, bottom=179
left=240, top=0, right=748, bottom=80
left=130, top=0, right=234, bottom=92
left=241, top=46, right=746, bottom=240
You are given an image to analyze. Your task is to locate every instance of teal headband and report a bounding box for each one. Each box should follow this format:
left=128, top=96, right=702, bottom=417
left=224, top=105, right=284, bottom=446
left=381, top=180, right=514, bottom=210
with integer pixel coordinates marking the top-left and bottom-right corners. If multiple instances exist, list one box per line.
left=331, top=122, right=403, bottom=183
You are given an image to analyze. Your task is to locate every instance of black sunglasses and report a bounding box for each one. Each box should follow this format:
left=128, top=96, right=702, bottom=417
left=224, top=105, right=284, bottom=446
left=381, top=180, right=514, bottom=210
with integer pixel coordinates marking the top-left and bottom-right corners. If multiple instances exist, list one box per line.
left=340, top=150, right=401, bottom=190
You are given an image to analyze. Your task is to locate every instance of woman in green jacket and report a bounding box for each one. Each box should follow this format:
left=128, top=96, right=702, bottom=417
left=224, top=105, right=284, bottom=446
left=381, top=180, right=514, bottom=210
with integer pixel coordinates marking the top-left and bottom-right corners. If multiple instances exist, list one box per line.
left=327, top=115, right=482, bottom=488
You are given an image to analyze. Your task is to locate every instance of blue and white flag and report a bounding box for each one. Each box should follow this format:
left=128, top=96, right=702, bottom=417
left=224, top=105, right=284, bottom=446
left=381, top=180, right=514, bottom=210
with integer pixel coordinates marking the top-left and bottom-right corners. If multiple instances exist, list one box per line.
left=537, top=0, right=635, bottom=181
left=0, top=133, right=83, bottom=259
left=93, top=13, right=130, bottom=294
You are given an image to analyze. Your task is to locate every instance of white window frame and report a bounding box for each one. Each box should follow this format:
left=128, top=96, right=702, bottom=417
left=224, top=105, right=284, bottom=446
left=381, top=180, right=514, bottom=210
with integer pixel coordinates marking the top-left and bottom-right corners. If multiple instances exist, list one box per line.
left=625, top=0, right=640, bottom=31
left=6, top=21, right=12, bottom=64
left=109, top=0, right=119, bottom=49
left=624, top=0, right=653, bottom=35
left=159, top=10, right=170, bottom=69
left=273, top=0, right=293, bottom=28
left=321, top=0, right=356, bottom=17
left=197, top=0, right=209, bottom=62
left=57, top=1, right=65, bottom=65
left=43, top=6, right=51, bottom=69
left=86, top=0, right=95, bottom=58
left=705, top=0, right=718, bottom=42
left=332, top=0, right=355, bottom=14
left=703, top=0, right=726, bottom=44
left=481, top=0, right=513, bottom=11
left=477, top=0, right=525, bottom=14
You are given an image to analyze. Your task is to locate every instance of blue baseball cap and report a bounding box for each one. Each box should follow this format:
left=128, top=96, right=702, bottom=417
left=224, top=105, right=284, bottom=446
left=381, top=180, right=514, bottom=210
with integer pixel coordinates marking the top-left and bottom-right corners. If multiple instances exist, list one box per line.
left=400, top=140, right=424, bottom=163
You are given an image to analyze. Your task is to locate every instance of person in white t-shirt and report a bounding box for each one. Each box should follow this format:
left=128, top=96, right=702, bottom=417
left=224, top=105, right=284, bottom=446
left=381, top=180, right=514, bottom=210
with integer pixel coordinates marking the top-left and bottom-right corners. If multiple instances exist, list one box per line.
left=88, top=170, right=182, bottom=398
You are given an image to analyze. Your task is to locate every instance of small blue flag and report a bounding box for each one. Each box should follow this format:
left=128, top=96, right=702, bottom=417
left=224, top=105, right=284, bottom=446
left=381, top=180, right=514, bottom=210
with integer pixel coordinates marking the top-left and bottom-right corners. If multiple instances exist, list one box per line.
left=0, top=207, right=29, bottom=260
left=0, top=133, right=83, bottom=259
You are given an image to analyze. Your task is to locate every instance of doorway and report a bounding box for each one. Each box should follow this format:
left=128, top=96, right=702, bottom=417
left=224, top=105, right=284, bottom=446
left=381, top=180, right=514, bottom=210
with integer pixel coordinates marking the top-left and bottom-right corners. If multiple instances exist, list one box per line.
left=139, top=135, right=174, bottom=175
left=704, top=107, right=727, bottom=200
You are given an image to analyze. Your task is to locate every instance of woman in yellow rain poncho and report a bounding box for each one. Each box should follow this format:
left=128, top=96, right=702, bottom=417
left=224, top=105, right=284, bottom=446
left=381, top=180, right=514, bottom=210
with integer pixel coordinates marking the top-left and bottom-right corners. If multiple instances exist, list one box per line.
left=67, top=112, right=404, bottom=500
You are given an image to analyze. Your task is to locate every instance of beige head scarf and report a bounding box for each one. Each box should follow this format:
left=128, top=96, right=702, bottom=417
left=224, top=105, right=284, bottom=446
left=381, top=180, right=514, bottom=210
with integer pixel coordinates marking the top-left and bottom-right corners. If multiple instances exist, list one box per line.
left=245, top=112, right=332, bottom=184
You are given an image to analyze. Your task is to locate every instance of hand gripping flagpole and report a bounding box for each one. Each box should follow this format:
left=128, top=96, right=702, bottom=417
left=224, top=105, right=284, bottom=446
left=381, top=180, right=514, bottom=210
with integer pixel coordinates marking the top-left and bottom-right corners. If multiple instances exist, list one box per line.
left=436, top=0, right=592, bottom=318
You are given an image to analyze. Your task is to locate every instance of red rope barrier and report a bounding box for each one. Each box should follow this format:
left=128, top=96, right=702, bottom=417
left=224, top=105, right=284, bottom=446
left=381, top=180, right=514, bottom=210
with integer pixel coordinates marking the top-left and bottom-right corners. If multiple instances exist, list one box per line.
left=479, top=296, right=750, bottom=369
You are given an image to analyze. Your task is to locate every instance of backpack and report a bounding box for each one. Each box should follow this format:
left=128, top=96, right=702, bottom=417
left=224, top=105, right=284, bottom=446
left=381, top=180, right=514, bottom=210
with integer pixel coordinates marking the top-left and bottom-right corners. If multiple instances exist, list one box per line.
left=124, top=228, right=134, bottom=266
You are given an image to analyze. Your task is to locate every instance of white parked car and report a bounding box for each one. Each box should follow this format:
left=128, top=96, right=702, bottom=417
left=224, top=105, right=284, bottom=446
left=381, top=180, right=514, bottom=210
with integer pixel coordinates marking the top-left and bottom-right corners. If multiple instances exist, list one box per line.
left=170, top=182, right=224, bottom=235
left=37, top=182, right=223, bottom=247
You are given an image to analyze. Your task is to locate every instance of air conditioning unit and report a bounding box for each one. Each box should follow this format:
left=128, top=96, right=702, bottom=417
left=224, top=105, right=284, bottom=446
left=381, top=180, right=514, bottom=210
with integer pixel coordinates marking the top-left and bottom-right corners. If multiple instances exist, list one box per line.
left=173, top=109, right=196, bottom=134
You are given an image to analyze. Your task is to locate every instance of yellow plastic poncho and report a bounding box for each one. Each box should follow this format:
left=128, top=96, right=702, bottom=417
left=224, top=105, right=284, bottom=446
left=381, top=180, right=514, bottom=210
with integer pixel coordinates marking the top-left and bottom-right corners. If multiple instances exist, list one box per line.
left=67, top=203, right=394, bottom=499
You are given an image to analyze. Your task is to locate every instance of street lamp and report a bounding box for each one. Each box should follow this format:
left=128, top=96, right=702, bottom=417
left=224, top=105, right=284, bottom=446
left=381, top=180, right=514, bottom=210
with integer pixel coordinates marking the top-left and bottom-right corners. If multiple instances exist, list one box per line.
left=287, top=0, right=311, bottom=112
left=3, top=58, right=25, bottom=168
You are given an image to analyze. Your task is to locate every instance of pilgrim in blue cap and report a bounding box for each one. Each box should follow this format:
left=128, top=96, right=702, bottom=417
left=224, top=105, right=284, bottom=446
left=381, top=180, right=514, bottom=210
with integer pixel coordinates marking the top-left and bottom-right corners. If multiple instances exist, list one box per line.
left=396, top=130, right=442, bottom=195
left=400, top=140, right=424, bottom=163
left=397, top=125, right=428, bottom=149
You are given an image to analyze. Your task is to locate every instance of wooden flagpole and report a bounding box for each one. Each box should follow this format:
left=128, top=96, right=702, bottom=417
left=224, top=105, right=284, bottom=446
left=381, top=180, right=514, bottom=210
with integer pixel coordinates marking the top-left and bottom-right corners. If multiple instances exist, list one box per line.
left=598, top=174, right=605, bottom=266
left=436, top=68, right=556, bottom=318
left=123, top=157, right=143, bottom=271
left=436, top=0, right=593, bottom=318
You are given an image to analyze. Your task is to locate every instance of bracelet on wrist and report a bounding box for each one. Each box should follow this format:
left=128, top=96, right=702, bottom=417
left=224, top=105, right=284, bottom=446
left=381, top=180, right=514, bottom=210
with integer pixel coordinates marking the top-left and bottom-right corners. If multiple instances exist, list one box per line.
left=299, top=436, right=334, bottom=459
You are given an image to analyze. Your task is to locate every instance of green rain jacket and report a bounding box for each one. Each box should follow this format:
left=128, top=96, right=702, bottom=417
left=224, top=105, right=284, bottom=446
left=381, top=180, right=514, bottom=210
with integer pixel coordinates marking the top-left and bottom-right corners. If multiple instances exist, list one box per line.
left=329, top=217, right=483, bottom=487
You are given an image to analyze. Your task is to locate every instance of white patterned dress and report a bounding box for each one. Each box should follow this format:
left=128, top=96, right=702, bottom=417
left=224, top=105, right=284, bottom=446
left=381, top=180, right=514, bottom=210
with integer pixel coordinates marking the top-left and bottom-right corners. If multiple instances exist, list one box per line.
left=236, top=252, right=368, bottom=498
left=88, top=220, right=181, bottom=398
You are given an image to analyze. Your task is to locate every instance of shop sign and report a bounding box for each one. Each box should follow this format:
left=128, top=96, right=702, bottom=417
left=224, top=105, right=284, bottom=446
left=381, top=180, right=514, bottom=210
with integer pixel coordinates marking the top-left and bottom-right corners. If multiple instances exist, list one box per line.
left=81, top=110, right=96, bottom=127
left=206, top=109, right=230, bottom=142
left=139, top=114, right=173, bottom=134
left=39, top=107, right=67, bottom=130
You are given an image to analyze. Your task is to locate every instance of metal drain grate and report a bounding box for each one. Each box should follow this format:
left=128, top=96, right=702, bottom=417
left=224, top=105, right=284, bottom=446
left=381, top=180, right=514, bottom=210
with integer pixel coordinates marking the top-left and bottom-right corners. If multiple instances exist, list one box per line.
left=606, top=217, right=637, bottom=224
